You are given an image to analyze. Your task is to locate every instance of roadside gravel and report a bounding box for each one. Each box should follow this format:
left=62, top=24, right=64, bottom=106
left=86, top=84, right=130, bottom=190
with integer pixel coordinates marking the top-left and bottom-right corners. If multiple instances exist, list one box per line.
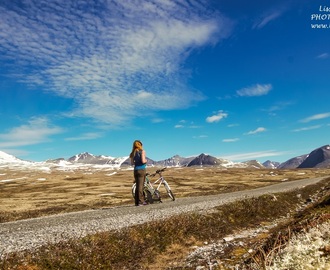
left=0, top=176, right=327, bottom=258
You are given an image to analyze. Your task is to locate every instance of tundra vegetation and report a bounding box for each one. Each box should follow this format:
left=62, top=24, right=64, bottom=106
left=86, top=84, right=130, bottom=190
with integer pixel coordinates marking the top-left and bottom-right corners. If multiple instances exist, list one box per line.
left=0, top=167, right=329, bottom=269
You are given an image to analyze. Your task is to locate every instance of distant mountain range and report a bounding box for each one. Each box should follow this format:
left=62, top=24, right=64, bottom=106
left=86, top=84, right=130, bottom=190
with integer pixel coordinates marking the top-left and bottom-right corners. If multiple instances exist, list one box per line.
left=66, top=152, right=127, bottom=166
left=1, top=145, right=330, bottom=169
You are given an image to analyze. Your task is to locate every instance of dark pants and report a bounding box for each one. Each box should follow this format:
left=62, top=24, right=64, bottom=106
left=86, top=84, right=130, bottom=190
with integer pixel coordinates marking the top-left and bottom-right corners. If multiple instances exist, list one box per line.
left=134, top=169, right=146, bottom=206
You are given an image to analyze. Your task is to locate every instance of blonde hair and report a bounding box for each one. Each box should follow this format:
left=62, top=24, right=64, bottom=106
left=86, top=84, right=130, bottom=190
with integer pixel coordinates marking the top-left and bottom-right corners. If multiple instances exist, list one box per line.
left=129, top=140, right=143, bottom=160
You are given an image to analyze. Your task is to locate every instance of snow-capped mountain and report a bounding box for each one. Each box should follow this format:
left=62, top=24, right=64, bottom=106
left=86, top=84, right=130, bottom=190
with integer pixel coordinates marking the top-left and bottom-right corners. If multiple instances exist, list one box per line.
left=67, top=152, right=128, bottom=166
left=0, top=151, right=128, bottom=172
left=60, top=145, right=330, bottom=169
left=187, top=153, right=230, bottom=167
left=0, top=151, right=23, bottom=163
left=277, top=154, right=309, bottom=169
left=263, top=160, right=281, bottom=169
left=298, top=145, right=330, bottom=168
left=241, top=160, right=265, bottom=169
left=155, top=155, right=195, bottom=167
left=277, top=145, right=330, bottom=169
left=180, top=154, right=265, bottom=169
left=1, top=144, right=330, bottom=170
left=0, top=151, right=52, bottom=172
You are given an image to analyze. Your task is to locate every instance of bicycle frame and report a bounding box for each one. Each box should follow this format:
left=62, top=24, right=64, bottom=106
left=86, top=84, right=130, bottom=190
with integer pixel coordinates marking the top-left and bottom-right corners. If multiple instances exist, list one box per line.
left=147, top=174, right=166, bottom=192
left=148, top=168, right=175, bottom=201
left=132, top=167, right=175, bottom=203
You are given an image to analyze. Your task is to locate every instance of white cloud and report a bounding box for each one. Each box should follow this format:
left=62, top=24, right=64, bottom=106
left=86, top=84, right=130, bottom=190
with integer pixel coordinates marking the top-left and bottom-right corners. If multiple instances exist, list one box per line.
left=222, top=138, right=239, bottom=143
left=222, top=150, right=289, bottom=161
left=254, top=12, right=281, bottom=29
left=236, top=84, right=272, bottom=97
left=300, top=112, right=330, bottom=123
left=245, top=127, right=267, bottom=135
left=206, top=111, right=228, bottom=123
left=174, top=123, right=202, bottom=129
left=174, top=120, right=201, bottom=128
left=174, top=124, right=184, bottom=128
left=0, top=0, right=231, bottom=126
left=65, top=132, right=103, bottom=141
left=292, top=125, right=322, bottom=132
left=0, top=117, right=63, bottom=148
left=135, top=90, right=153, bottom=100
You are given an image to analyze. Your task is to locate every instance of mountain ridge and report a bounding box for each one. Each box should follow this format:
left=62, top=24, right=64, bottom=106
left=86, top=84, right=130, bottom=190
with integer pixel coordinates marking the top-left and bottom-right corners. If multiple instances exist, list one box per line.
left=1, top=144, right=330, bottom=169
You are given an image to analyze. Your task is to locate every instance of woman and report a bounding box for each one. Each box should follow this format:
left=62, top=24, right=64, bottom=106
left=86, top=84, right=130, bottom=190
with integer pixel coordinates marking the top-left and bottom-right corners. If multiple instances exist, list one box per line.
left=129, top=140, right=147, bottom=206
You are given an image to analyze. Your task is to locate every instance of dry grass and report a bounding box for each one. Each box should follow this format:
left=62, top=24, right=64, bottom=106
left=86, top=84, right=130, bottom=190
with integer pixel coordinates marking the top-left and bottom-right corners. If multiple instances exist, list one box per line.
left=1, top=166, right=329, bottom=222
left=0, top=166, right=329, bottom=269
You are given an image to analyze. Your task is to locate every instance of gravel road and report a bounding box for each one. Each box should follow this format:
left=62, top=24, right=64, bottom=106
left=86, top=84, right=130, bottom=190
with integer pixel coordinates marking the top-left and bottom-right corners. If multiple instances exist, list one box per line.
left=0, top=176, right=327, bottom=257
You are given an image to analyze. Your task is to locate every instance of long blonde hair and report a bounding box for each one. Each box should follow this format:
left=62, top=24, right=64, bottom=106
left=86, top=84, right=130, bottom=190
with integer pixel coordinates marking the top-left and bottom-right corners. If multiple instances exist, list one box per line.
left=129, top=140, right=143, bottom=161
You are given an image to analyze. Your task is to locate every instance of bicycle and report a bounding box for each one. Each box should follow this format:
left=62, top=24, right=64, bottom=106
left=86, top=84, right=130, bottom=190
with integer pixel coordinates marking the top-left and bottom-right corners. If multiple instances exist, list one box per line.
left=131, top=167, right=175, bottom=204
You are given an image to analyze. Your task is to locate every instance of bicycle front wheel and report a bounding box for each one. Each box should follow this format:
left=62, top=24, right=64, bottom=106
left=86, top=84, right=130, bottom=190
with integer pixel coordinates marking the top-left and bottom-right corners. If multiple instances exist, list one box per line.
left=163, top=182, right=175, bottom=201
left=131, top=183, right=136, bottom=198
left=132, top=182, right=149, bottom=202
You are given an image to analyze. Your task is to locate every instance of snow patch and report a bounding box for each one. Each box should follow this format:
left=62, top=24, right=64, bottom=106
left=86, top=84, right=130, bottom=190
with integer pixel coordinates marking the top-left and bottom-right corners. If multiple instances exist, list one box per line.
left=105, top=172, right=118, bottom=176
left=0, top=177, right=28, bottom=183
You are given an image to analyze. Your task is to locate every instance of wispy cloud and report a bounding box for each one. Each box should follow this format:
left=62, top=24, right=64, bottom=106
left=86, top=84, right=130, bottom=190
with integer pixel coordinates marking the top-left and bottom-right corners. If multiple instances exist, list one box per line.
left=222, top=138, right=239, bottom=143
left=65, top=132, right=103, bottom=141
left=174, top=120, right=201, bottom=129
left=236, top=84, right=272, bottom=97
left=206, top=111, right=228, bottom=123
left=151, top=118, right=165, bottom=124
left=189, top=125, right=202, bottom=129
left=264, top=101, right=293, bottom=113
left=245, top=127, right=267, bottom=135
left=227, top=124, right=239, bottom=128
left=1, top=149, right=30, bottom=158
left=193, top=135, right=208, bottom=139
left=316, top=53, right=329, bottom=59
left=300, top=112, right=330, bottom=123
left=174, top=124, right=184, bottom=128
left=0, top=0, right=231, bottom=126
left=222, top=150, right=288, bottom=161
left=253, top=8, right=285, bottom=29
left=292, top=125, right=322, bottom=132
left=0, top=117, right=63, bottom=148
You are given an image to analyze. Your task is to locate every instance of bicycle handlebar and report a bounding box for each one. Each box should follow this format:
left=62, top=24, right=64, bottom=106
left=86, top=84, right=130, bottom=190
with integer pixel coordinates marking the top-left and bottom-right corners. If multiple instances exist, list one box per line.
left=147, top=167, right=167, bottom=177
left=156, top=167, right=166, bottom=173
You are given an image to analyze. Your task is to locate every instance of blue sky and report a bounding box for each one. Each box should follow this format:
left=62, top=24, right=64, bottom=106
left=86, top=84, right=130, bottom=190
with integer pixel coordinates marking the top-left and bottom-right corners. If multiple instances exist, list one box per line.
left=0, top=0, right=330, bottom=163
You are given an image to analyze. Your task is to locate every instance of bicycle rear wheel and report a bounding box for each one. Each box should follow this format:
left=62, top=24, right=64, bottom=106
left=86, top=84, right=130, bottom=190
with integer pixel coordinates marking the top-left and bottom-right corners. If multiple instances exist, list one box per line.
left=163, top=182, right=175, bottom=201
left=131, top=183, right=136, bottom=198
